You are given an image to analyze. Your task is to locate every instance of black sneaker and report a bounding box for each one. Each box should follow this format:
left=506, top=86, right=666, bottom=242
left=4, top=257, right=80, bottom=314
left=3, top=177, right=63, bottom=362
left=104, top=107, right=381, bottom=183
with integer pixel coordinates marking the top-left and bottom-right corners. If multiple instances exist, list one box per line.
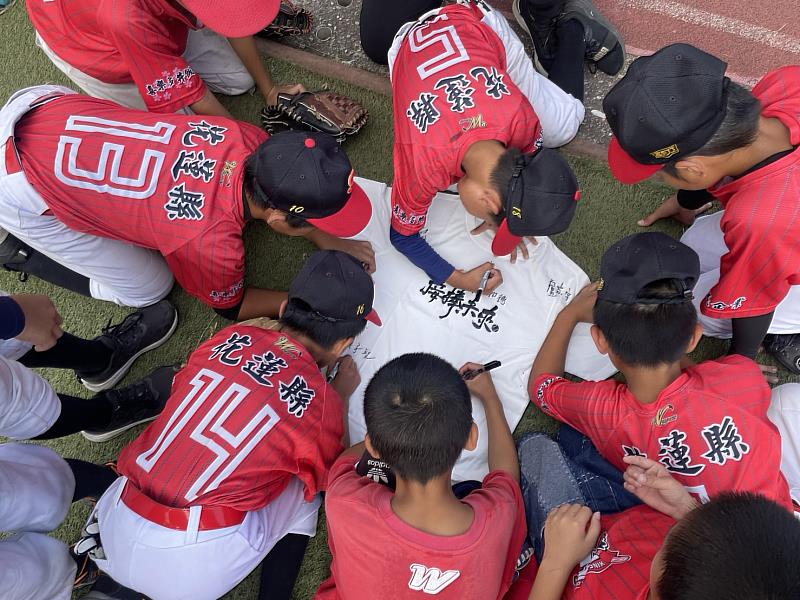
left=513, top=0, right=562, bottom=75
left=84, top=574, right=149, bottom=600
left=763, top=334, right=800, bottom=374
left=559, top=0, right=624, bottom=75
left=77, top=300, right=178, bottom=392
left=82, top=364, right=180, bottom=442
left=72, top=543, right=100, bottom=590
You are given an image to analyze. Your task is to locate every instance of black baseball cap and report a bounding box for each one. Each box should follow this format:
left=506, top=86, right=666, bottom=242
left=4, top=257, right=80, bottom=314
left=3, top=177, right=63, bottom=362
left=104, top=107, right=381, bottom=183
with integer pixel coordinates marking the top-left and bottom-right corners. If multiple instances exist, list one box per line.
left=603, top=43, right=730, bottom=184
left=288, top=250, right=381, bottom=326
left=491, top=148, right=580, bottom=256
left=252, top=131, right=372, bottom=237
left=598, top=232, right=700, bottom=304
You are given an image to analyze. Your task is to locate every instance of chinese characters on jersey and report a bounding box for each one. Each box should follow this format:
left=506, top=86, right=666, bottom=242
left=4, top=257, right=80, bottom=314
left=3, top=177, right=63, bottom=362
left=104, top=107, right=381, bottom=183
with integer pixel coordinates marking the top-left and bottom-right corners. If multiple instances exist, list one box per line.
left=407, top=66, right=511, bottom=133
left=654, top=416, right=750, bottom=476
left=209, top=330, right=317, bottom=418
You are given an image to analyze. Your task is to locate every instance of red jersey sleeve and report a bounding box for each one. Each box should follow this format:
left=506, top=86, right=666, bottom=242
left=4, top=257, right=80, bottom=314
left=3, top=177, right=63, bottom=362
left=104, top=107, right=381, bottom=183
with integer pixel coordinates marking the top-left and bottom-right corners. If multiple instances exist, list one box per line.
left=702, top=204, right=794, bottom=318
left=390, top=146, right=452, bottom=235
left=99, top=8, right=206, bottom=113
left=529, top=373, right=627, bottom=448
left=165, top=229, right=245, bottom=309
left=294, top=384, right=345, bottom=499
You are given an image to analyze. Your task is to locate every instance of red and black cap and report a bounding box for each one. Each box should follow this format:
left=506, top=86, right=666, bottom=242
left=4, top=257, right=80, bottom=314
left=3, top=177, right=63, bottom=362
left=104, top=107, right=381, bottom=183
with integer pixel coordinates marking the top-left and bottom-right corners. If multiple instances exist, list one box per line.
left=603, top=43, right=730, bottom=184
left=288, top=250, right=381, bottom=326
left=252, top=131, right=372, bottom=238
left=598, top=232, right=700, bottom=305
left=182, top=0, right=280, bottom=37
left=491, top=148, right=580, bottom=256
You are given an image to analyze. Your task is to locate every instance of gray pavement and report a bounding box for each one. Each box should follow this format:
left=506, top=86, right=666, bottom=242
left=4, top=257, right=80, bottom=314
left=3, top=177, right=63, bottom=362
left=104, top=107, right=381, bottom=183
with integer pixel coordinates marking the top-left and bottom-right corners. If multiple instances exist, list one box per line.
left=269, top=0, right=638, bottom=149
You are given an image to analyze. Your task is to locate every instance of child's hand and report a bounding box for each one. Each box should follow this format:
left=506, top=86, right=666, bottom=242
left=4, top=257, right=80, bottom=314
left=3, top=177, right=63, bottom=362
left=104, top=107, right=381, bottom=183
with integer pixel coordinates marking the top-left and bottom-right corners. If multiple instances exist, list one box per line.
left=459, top=362, right=499, bottom=403
left=622, top=455, right=698, bottom=520
left=330, top=356, right=361, bottom=401
left=638, top=194, right=712, bottom=227
left=564, top=282, right=599, bottom=323
left=541, top=504, right=601, bottom=572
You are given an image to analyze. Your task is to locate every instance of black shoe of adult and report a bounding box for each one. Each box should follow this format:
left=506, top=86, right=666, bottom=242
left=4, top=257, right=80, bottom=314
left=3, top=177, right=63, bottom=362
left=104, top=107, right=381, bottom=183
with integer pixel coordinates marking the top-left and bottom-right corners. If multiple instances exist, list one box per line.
left=81, top=364, right=180, bottom=442
left=512, top=0, right=563, bottom=75
left=76, top=300, right=178, bottom=392
left=559, top=0, right=624, bottom=75
left=763, top=334, right=800, bottom=374
left=84, top=574, right=149, bottom=600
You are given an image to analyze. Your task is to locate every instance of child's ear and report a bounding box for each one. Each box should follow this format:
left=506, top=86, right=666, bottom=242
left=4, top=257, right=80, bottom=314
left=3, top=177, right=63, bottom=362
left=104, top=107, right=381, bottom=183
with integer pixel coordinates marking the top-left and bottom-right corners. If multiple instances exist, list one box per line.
left=464, top=422, right=479, bottom=452
left=686, top=322, right=703, bottom=354
left=331, top=337, right=354, bottom=358
left=481, top=187, right=503, bottom=216
left=364, top=434, right=380, bottom=459
left=673, top=157, right=710, bottom=185
left=278, top=299, right=288, bottom=318
left=590, top=324, right=609, bottom=355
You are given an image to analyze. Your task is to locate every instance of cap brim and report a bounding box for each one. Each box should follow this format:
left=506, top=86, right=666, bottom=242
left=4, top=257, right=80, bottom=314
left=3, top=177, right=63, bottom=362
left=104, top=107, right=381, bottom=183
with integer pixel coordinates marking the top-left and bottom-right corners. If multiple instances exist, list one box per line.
left=308, top=183, right=372, bottom=239
left=185, top=0, right=280, bottom=37
left=491, top=220, right=522, bottom=257
left=608, top=137, right=664, bottom=185
left=365, top=309, right=382, bottom=327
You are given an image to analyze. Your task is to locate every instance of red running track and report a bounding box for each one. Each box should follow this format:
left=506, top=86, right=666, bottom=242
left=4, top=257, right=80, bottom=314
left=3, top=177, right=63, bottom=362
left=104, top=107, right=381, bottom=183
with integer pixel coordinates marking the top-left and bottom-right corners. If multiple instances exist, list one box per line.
left=494, top=0, right=800, bottom=85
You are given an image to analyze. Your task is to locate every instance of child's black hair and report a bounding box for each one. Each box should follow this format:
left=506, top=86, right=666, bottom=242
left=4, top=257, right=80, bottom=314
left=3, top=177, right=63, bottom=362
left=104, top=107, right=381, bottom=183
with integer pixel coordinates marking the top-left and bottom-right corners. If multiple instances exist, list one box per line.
left=364, top=353, right=472, bottom=484
left=593, top=279, right=697, bottom=366
left=657, top=492, right=800, bottom=600
left=662, top=82, right=761, bottom=176
left=487, top=147, right=521, bottom=226
left=279, top=298, right=367, bottom=349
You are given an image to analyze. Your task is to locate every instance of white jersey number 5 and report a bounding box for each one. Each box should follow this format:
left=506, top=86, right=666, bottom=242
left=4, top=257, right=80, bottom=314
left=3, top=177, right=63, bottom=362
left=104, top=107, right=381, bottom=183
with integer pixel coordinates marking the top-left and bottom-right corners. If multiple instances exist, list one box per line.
left=409, top=14, right=470, bottom=80
left=54, top=115, right=176, bottom=199
left=135, top=368, right=281, bottom=503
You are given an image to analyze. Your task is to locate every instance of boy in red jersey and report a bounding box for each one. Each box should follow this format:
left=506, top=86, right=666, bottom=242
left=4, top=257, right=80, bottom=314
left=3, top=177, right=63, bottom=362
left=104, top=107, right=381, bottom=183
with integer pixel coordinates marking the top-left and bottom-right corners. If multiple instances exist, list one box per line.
left=27, top=0, right=302, bottom=116
left=528, top=232, right=794, bottom=510
left=0, top=86, right=373, bottom=320
left=603, top=44, right=800, bottom=372
left=76, top=250, right=380, bottom=599
left=316, top=353, right=526, bottom=600
left=387, top=1, right=583, bottom=294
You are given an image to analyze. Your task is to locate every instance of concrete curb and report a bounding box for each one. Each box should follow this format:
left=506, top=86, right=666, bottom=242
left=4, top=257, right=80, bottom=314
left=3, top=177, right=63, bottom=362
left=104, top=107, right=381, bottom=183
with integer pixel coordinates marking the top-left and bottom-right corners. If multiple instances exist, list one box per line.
left=256, top=38, right=610, bottom=164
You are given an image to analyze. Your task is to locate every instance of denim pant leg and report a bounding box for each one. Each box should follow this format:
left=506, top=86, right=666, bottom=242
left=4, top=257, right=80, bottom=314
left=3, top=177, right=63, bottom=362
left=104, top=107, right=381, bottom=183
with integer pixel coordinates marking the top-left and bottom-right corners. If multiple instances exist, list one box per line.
left=518, top=433, right=586, bottom=562
left=556, top=425, right=641, bottom=514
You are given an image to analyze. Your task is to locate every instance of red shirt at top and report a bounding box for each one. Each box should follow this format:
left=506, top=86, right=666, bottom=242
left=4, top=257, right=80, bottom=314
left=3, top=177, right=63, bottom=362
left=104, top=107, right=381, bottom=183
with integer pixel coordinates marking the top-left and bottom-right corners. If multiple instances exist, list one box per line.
left=702, top=66, right=800, bottom=319
left=530, top=355, right=793, bottom=509
left=389, top=3, right=542, bottom=235
left=118, top=323, right=344, bottom=511
left=14, top=93, right=268, bottom=309
left=27, top=0, right=205, bottom=112
left=315, top=457, right=526, bottom=600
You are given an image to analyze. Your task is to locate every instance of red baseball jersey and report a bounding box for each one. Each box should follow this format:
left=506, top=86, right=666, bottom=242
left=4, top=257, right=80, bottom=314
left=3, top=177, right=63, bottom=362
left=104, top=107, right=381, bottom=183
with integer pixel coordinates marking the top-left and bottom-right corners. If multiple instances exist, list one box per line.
left=702, top=66, right=800, bottom=319
left=27, top=0, right=205, bottom=112
left=530, top=355, right=793, bottom=509
left=389, top=3, right=542, bottom=235
left=117, top=323, right=344, bottom=511
left=315, top=456, right=526, bottom=600
left=14, top=93, right=268, bottom=309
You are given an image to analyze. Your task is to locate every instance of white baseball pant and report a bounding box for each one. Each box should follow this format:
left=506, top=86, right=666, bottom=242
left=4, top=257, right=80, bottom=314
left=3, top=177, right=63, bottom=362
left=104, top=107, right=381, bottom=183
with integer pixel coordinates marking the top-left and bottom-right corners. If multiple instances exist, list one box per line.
left=768, top=384, right=800, bottom=503
left=387, top=1, right=585, bottom=149
left=92, top=476, right=321, bottom=600
left=680, top=211, right=800, bottom=338
left=0, top=444, right=76, bottom=600
left=35, top=27, right=255, bottom=112
left=0, top=86, right=175, bottom=308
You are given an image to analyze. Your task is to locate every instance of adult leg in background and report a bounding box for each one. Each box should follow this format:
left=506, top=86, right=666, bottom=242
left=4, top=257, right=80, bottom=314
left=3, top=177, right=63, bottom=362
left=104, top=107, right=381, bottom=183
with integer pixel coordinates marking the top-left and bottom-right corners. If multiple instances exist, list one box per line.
left=359, top=0, right=441, bottom=65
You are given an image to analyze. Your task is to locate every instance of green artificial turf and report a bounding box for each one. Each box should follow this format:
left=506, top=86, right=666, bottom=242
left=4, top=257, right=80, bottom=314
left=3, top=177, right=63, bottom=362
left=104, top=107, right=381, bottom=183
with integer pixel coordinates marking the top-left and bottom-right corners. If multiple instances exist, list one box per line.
left=0, top=2, right=795, bottom=599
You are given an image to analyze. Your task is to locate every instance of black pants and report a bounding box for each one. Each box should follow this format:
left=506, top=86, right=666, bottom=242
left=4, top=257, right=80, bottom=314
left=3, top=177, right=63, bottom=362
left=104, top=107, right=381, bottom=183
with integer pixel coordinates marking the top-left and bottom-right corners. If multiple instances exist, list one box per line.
left=359, top=0, right=441, bottom=64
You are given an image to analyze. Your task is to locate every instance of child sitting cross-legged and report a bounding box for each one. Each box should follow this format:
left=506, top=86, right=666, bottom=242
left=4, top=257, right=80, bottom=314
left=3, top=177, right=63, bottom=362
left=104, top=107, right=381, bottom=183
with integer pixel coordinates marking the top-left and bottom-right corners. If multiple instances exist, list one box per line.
left=315, top=353, right=527, bottom=599
left=527, top=231, right=794, bottom=511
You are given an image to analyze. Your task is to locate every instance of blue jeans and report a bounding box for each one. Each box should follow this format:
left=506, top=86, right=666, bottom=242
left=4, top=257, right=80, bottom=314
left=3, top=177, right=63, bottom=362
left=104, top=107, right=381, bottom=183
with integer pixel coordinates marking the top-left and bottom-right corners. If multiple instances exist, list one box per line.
left=518, top=426, right=640, bottom=561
